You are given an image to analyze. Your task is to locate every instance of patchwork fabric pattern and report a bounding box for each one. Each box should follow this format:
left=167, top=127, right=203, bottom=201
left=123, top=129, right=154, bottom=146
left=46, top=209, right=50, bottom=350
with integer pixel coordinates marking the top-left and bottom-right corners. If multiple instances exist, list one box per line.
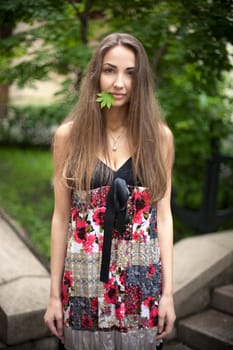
left=62, top=185, right=161, bottom=333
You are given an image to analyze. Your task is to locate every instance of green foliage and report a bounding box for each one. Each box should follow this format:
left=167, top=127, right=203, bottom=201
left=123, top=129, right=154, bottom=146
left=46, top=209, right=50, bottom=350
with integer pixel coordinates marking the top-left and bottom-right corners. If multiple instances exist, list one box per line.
left=0, top=0, right=65, bottom=26
left=0, top=0, right=232, bottom=242
left=96, top=92, right=115, bottom=109
left=0, top=103, right=72, bottom=146
left=109, top=0, right=233, bottom=86
left=0, top=147, right=53, bottom=258
left=158, top=64, right=233, bottom=210
left=0, top=0, right=93, bottom=89
left=1, top=1, right=232, bottom=95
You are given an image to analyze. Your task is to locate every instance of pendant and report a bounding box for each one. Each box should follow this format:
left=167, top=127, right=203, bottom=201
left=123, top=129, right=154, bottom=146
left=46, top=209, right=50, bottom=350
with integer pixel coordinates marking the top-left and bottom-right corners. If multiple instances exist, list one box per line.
left=112, top=145, right=117, bottom=151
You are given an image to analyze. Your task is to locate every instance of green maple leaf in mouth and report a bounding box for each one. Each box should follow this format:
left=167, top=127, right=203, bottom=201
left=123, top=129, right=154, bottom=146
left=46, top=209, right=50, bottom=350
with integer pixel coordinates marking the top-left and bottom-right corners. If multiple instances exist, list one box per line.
left=96, top=92, right=115, bottom=109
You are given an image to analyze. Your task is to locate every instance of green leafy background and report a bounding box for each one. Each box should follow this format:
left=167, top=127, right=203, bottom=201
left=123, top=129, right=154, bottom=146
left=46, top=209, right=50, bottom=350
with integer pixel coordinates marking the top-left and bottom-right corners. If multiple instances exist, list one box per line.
left=0, top=0, right=232, bottom=258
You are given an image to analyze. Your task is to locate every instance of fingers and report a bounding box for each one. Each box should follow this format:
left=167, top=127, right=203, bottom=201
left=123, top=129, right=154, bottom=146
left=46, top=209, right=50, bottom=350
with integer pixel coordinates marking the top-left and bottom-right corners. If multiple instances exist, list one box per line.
left=44, top=315, right=64, bottom=340
left=157, top=312, right=165, bottom=336
left=157, top=321, right=173, bottom=340
left=156, top=294, right=176, bottom=341
left=56, top=316, right=64, bottom=339
left=156, top=312, right=176, bottom=340
left=44, top=298, right=64, bottom=340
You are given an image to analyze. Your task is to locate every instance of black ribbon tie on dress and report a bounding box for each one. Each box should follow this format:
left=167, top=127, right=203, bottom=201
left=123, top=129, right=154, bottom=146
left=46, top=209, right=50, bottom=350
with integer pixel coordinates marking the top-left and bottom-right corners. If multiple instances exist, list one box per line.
left=100, top=177, right=130, bottom=283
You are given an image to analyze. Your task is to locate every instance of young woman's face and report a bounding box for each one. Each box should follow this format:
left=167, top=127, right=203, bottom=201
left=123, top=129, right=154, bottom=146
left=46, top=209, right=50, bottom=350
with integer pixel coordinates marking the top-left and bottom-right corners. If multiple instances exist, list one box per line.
left=100, top=45, right=136, bottom=107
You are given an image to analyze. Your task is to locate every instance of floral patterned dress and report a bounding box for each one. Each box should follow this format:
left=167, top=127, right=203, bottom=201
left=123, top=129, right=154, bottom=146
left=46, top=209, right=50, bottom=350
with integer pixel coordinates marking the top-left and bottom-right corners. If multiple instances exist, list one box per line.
left=62, top=158, right=162, bottom=350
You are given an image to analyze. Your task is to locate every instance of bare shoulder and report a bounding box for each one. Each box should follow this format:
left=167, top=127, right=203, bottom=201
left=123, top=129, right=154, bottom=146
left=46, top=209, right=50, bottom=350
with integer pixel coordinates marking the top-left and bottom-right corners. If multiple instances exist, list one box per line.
left=159, top=123, right=173, bottom=142
left=159, top=123, right=174, bottom=166
left=55, top=121, right=73, bottom=139
left=54, top=121, right=73, bottom=141
left=53, top=122, right=73, bottom=174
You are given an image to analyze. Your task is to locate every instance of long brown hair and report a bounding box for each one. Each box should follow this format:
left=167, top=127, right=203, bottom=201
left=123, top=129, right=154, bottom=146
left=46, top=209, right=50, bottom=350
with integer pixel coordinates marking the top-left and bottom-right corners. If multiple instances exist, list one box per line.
left=60, top=33, right=169, bottom=203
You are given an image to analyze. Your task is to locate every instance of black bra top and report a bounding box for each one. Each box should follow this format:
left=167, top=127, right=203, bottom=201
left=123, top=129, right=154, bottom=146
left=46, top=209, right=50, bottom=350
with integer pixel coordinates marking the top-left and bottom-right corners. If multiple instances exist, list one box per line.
left=91, top=157, right=137, bottom=189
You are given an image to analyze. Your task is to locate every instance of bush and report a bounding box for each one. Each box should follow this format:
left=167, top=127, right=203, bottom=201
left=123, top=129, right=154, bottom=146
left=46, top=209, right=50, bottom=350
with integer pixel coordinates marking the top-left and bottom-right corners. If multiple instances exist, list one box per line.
left=0, top=147, right=53, bottom=258
left=0, top=103, right=72, bottom=146
left=158, top=73, right=233, bottom=216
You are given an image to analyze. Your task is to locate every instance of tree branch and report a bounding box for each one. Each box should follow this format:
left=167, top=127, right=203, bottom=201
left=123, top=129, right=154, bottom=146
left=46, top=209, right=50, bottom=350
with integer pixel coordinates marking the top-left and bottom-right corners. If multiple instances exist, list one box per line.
left=68, top=0, right=94, bottom=44
left=151, top=42, right=168, bottom=77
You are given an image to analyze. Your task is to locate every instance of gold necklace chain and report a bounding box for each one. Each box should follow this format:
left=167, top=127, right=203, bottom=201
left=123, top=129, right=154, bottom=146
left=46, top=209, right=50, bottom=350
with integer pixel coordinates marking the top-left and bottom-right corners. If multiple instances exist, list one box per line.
left=109, top=130, right=125, bottom=152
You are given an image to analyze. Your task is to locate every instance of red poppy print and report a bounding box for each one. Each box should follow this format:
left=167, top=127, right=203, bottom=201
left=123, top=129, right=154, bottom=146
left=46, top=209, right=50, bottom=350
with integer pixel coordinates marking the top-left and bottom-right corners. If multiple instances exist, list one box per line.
left=92, top=207, right=106, bottom=226
left=91, top=186, right=110, bottom=207
left=125, top=286, right=142, bottom=315
left=71, top=208, right=79, bottom=220
left=148, top=264, right=156, bottom=278
left=119, top=270, right=126, bottom=286
left=62, top=271, right=73, bottom=306
left=81, top=315, right=93, bottom=329
left=74, top=218, right=88, bottom=243
left=143, top=296, right=155, bottom=308
left=83, top=234, right=96, bottom=253
left=132, top=231, right=141, bottom=241
left=134, top=191, right=150, bottom=211
left=64, top=270, right=74, bottom=286
left=132, top=229, right=146, bottom=242
left=104, top=286, right=117, bottom=304
left=63, top=185, right=161, bottom=332
left=91, top=298, right=98, bottom=314
left=62, top=284, right=68, bottom=306
left=98, top=234, right=104, bottom=252
left=104, top=279, right=117, bottom=304
left=149, top=306, right=158, bottom=327
left=115, top=302, right=125, bottom=321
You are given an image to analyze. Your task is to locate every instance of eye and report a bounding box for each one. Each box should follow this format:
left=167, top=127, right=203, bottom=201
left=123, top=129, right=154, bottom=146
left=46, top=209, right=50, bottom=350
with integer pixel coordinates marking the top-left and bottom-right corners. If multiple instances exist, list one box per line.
left=126, top=69, right=135, bottom=76
left=103, top=67, right=114, bottom=73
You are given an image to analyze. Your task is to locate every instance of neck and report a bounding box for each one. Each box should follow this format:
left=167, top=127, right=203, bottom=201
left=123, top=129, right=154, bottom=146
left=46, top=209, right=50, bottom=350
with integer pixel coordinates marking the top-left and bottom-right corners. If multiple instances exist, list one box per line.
left=103, top=106, right=128, bottom=131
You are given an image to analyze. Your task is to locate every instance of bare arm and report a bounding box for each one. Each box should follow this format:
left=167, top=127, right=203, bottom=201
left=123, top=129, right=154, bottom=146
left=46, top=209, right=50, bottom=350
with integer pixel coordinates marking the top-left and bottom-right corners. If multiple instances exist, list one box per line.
left=44, top=123, right=72, bottom=340
left=156, top=126, right=176, bottom=340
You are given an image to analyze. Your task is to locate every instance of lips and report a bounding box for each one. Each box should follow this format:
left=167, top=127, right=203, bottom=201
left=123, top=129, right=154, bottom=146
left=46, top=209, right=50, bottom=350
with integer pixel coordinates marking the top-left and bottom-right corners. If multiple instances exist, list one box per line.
left=112, top=93, right=126, bottom=100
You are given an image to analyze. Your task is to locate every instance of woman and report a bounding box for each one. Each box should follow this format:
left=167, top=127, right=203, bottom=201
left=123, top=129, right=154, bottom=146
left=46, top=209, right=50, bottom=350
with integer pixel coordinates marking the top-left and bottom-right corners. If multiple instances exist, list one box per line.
left=44, top=32, right=176, bottom=350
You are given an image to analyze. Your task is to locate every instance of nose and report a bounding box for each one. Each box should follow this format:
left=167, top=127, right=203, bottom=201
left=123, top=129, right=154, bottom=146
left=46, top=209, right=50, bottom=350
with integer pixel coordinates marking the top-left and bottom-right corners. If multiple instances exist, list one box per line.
left=113, top=74, right=124, bottom=89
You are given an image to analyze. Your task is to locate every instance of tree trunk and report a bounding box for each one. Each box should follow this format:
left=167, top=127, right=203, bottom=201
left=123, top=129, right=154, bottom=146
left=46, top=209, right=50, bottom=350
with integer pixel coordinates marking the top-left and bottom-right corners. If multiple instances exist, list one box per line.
left=69, top=0, right=94, bottom=45
left=0, top=85, right=9, bottom=118
left=0, top=25, right=13, bottom=117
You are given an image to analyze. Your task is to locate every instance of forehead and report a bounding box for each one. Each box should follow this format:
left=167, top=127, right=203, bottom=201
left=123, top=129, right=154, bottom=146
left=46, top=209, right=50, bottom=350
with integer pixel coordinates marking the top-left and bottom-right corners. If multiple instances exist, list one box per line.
left=102, top=45, right=135, bottom=67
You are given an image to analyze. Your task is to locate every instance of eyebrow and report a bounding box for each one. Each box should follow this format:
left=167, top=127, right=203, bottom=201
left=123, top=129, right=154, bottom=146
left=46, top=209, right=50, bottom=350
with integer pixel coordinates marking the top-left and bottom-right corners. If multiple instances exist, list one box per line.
left=103, top=63, right=135, bottom=70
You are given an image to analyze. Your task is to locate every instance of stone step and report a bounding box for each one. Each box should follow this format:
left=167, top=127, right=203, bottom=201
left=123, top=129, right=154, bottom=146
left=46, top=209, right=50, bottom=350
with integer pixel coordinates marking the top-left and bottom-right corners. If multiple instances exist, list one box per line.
left=178, top=308, right=233, bottom=350
left=163, top=341, right=194, bottom=350
left=0, top=337, right=58, bottom=349
left=212, top=284, right=233, bottom=315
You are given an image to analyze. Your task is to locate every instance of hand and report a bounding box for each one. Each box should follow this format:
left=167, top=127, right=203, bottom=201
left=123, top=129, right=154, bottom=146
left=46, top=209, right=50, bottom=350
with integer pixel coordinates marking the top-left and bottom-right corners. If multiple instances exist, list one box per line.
left=44, top=297, right=64, bottom=341
left=156, top=294, right=176, bottom=340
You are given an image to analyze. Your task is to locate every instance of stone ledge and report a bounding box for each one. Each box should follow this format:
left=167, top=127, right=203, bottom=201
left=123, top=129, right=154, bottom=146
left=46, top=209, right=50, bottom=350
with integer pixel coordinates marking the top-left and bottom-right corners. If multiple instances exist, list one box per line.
left=173, top=230, right=233, bottom=319
left=0, top=278, right=51, bottom=344
left=0, top=211, right=51, bottom=345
